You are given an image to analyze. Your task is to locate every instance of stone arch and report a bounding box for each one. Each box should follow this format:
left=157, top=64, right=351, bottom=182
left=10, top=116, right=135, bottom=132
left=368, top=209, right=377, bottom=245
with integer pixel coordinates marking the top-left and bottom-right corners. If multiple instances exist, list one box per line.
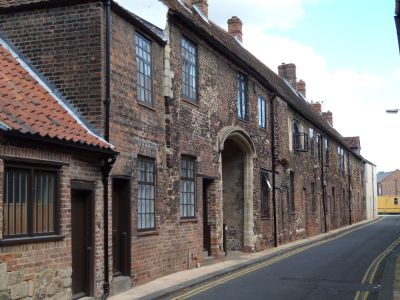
left=218, top=126, right=256, bottom=252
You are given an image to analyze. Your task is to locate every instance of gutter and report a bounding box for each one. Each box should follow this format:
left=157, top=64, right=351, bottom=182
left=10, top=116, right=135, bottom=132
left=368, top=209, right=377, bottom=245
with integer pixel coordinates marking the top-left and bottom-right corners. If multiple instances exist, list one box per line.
left=270, top=94, right=278, bottom=247
left=1, top=130, right=116, bottom=156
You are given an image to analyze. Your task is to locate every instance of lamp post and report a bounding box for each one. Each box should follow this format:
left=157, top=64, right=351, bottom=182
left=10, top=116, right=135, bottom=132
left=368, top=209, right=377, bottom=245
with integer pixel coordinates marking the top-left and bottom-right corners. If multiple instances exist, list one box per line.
left=386, top=109, right=400, bottom=113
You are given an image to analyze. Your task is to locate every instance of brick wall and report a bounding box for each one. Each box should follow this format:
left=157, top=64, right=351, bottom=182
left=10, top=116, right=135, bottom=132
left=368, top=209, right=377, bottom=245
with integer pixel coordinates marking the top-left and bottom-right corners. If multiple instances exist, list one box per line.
left=0, top=1, right=105, bottom=131
left=381, top=171, right=400, bottom=196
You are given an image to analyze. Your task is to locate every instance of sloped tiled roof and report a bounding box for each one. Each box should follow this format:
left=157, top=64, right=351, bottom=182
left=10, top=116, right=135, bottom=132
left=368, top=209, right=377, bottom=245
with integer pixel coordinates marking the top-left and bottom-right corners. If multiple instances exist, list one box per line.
left=0, top=39, right=113, bottom=151
left=0, top=0, right=51, bottom=8
left=377, top=171, right=393, bottom=183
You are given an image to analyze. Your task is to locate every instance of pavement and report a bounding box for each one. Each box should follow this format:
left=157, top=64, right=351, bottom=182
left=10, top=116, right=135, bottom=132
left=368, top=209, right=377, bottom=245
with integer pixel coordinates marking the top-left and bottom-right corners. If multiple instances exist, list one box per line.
left=109, top=217, right=400, bottom=300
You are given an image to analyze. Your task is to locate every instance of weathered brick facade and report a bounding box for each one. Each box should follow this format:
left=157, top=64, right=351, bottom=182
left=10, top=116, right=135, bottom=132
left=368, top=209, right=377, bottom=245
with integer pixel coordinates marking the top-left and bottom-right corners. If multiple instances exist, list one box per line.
left=378, top=170, right=400, bottom=196
left=0, top=0, right=371, bottom=299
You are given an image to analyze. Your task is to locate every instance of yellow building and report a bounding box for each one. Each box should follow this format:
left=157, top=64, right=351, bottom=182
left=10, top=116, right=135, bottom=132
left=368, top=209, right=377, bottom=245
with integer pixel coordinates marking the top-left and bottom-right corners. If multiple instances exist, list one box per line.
left=378, top=196, right=400, bottom=214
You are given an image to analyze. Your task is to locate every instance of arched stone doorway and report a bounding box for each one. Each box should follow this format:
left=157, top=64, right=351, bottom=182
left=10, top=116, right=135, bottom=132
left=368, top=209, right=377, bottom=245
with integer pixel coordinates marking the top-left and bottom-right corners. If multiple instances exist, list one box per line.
left=219, top=126, right=255, bottom=252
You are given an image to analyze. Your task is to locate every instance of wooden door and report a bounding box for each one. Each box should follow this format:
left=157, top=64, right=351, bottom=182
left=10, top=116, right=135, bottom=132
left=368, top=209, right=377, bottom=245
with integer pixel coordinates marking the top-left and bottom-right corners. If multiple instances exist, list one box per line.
left=112, top=178, right=131, bottom=277
left=71, top=189, right=93, bottom=299
left=203, top=180, right=211, bottom=255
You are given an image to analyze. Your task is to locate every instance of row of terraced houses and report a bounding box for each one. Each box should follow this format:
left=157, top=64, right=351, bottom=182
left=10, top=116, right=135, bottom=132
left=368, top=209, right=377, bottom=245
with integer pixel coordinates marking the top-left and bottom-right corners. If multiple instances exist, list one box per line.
left=0, top=0, right=377, bottom=299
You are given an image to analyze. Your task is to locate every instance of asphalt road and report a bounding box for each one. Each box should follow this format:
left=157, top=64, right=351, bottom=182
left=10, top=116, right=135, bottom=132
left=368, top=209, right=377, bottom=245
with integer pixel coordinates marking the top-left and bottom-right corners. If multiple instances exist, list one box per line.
left=185, top=217, right=400, bottom=300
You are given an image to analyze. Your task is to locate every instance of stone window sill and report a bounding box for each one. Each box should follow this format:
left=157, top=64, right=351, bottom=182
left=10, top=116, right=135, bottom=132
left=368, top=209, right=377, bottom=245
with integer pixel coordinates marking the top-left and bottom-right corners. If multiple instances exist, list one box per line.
left=182, top=97, right=200, bottom=107
left=137, top=230, right=158, bottom=237
left=180, top=218, right=198, bottom=224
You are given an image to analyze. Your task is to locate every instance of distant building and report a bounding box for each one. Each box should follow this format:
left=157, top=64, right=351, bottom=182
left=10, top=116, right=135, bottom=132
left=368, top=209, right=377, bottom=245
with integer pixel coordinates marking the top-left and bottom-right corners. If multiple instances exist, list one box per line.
left=377, top=169, right=400, bottom=214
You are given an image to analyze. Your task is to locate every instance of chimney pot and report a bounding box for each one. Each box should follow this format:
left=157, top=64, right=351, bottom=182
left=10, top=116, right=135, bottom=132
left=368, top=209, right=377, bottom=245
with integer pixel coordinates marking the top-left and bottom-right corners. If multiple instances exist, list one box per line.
left=322, top=111, right=333, bottom=127
left=278, top=63, right=297, bottom=88
left=310, top=102, right=322, bottom=114
left=228, top=16, right=243, bottom=42
left=192, top=0, right=208, bottom=17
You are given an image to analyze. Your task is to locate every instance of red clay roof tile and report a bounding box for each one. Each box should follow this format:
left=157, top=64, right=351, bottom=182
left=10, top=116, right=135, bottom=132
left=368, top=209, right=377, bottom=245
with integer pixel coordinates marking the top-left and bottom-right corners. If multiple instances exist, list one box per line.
left=0, top=43, right=112, bottom=150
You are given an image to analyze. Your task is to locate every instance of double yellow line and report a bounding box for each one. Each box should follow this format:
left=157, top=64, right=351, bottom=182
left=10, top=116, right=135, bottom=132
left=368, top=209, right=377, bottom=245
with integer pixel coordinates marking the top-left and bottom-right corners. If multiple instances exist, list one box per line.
left=173, top=219, right=382, bottom=300
left=354, top=234, right=400, bottom=300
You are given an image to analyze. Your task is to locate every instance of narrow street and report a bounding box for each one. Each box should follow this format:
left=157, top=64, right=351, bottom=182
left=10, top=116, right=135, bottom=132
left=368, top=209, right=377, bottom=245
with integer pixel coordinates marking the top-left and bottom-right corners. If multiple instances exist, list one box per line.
left=177, top=217, right=400, bottom=300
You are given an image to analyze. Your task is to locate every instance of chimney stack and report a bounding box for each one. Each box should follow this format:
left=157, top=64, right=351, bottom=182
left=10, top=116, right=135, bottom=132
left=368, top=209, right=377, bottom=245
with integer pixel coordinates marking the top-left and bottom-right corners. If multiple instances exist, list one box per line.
left=192, top=0, right=208, bottom=17
left=278, top=63, right=297, bottom=88
left=310, top=102, right=322, bottom=114
left=296, top=79, right=306, bottom=97
left=228, top=16, right=243, bottom=42
left=322, top=111, right=333, bottom=127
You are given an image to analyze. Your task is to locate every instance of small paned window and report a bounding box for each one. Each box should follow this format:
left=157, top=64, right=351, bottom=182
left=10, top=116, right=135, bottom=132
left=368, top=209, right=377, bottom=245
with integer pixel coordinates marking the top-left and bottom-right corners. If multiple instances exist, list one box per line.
left=180, top=157, right=196, bottom=218
left=309, top=128, right=315, bottom=157
left=137, top=157, right=156, bottom=230
left=338, top=147, right=345, bottom=173
left=293, top=120, right=308, bottom=152
left=324, top=138, right=329, bottom=164
left=237, top=73, right=248, bottom=119
left=3, top=164, right=59, bottom=239
left=181, top=37, right=197, bottom=100
left=135, top=33, right=153, bottom=106
left=258, top=95, right=267, bottom=129
left=261, top=172, right=271, bottom=219
left=394, top=198, right=398, bottom=205
left=317, top=133, right=321, bottom=160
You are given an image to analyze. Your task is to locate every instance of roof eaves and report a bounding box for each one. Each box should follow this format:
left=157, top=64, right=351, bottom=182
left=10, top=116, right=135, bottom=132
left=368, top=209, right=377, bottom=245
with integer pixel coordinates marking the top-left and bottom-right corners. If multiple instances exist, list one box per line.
left=2, top=129, right=118, bottom=156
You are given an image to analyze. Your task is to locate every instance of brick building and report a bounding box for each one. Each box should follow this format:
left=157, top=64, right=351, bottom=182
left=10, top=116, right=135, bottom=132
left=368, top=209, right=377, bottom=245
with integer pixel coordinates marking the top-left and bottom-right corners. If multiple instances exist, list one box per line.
left=0, top=36, right=115, bottom=299
left=0, top=0, right=373, bottom=299
left=377, top=169, right=400, bottom=196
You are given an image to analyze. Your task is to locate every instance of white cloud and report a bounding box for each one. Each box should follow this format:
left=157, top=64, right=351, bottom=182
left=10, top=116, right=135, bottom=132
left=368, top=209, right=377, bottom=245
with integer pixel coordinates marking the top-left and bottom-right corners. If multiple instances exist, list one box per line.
left=209, top=0, right=320, bottom=31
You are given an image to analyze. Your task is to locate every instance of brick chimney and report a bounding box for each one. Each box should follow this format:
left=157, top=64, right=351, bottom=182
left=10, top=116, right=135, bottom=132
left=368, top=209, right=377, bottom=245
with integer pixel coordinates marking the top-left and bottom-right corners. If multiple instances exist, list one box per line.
left=322, top=111, right=333, bottom=127
left=310, top=102, right=322, bottom=114
left=278, top=63, right=297, bottom=88
left=296, top=79, right=306, bottom=97
left=192, top=0, right=208, bottom=17
left=228, top=16, right=243, bottom=42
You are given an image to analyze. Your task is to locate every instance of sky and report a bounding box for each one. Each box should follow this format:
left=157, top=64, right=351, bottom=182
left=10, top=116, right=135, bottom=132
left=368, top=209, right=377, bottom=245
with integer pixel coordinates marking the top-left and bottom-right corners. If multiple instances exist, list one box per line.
left=120, top=0, right=399, bottom=172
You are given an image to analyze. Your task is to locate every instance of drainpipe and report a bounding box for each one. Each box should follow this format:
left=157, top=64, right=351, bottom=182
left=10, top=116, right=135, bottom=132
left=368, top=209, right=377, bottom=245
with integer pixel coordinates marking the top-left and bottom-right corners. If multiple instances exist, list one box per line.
left=320, top=137, right=327, bottom=233
left=348, top=154, right=352, bottom=225
left=104, top=0, right=111, bottom=142
left=103, top=0, right=111, bottom=299
left=270, top=94, right=278, bottom=247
